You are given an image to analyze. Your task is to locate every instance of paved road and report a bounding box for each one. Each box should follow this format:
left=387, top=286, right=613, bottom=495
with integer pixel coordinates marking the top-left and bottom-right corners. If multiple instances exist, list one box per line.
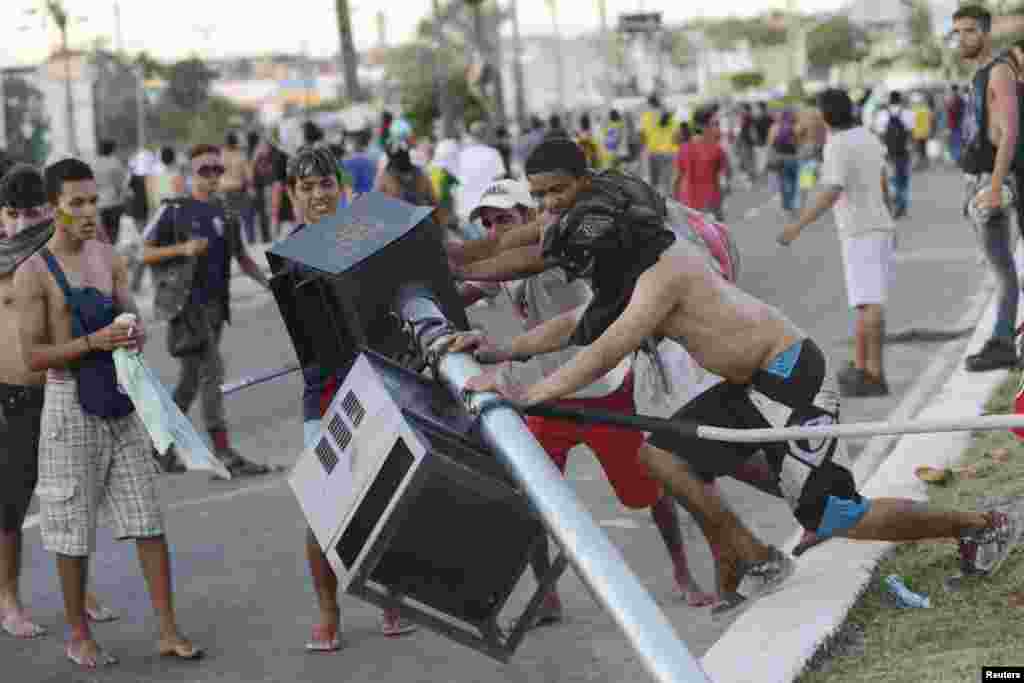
left=4, top=167, right=990, bottom=682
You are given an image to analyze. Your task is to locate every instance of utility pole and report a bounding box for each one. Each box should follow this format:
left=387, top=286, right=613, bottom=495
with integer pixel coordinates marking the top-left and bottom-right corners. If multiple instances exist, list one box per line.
left=510, top=0, right=527, bottom=130
left=597, top=0, right=612, bottom=107
left=431, top=0, right=456, bottom=138
left=544, top=0, right=567, bottom=118
left=49, top=1, right=80, bottom=157
left=113, top=0, right=123, bottom=55
left=335, top=0, right=362, bottom=101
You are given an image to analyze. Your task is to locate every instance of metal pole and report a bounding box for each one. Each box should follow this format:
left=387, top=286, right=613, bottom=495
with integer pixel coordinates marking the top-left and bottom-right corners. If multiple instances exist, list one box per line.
left=397, top=286, right=712, bottom=683
left=61, top=25, right=79, bottom=157
left=432, top=0, right=456, bottom=139
left=510, top=0, right=527, bottom=131
left=136, top=66, right=146, bottom=151
left=545, top=0, right=567, bottom=118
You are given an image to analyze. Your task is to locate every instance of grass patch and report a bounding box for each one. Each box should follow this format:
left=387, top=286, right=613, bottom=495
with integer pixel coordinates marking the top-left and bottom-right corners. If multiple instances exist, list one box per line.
left=796, top=370, right=1024, bottom=682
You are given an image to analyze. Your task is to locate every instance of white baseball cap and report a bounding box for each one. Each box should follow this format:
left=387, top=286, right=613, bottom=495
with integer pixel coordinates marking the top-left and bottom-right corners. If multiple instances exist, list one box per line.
left=468, top=179, right=537, bottom=223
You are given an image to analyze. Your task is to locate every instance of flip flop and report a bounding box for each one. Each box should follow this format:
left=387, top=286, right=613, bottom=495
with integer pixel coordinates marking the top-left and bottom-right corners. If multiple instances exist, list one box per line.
left=65, top=641, right=119, bottom=669
left=86, top=604, right=119, bottom=623
left=381, top=611, right=417, bottom=637
left=305, top=624, right=342, bottom=653
left=1, top=611, right=48, bottom=639
left=158, top=640, right=205, bottom=660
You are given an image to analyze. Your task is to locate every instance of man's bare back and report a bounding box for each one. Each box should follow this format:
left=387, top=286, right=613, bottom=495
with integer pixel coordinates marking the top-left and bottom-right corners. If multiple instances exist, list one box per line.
left=651, top=241, right=803, bottom=384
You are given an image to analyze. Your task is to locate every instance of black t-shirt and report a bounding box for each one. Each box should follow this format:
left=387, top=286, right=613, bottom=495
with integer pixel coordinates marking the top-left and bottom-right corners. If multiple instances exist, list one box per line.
left=271, top=148, right=295, bottom=222
left=754, top=114, right=773, bottom=147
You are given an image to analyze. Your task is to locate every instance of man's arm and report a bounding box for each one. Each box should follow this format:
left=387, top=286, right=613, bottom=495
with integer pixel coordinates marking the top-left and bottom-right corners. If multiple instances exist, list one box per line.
left=455, top=244, right=546, bottom=282
left=500, top=304, right=587, bottom=361
left=229, top=210, right=270, bottom=288
left=881, top=169, right=891, bottom=214
left=989, top=62, right=1019, bottom=202
left=524, top=264, right=680, bottom=405
left=15, top=265, right=90, bottom=372
left=141, top=204, right=187, bottom=265
left=111, top=252, right=141, bottom=319
left=779, top=186, right=841, bottom=245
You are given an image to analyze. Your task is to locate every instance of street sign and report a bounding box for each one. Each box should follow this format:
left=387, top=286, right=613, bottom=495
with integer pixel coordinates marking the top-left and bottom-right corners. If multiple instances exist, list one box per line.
left=618, top=12, right=661, bottom=34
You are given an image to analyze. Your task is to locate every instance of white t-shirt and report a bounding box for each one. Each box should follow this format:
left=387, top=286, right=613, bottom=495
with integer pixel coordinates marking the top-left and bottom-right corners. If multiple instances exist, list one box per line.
left=497, top=267, right=631, bottom=399
left=872, top=107, right=916, bottom=138
left=820, top=126, right=895, bottom=240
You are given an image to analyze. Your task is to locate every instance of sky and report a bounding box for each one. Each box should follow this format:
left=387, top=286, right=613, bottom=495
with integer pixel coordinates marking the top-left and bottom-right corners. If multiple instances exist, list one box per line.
left=0, top=0, right=849, bottom=68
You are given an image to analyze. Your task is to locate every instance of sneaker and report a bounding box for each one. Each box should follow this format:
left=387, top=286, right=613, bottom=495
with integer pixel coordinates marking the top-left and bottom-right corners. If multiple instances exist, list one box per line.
left=211, top=448, right=271, bottom=480
left=711, top=546, right=795, bottom=620
left=965, top=339, right=1018, bottom=372
left=958, top=510, right=1023, bottom=577
left=838, top=367, right=890, bottom=398
left=154, top=446, right=187, bottom=474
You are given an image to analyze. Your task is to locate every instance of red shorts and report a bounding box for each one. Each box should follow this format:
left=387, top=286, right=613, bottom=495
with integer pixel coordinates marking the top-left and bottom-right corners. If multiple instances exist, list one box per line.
left=525, top=373, right=662, bottom=509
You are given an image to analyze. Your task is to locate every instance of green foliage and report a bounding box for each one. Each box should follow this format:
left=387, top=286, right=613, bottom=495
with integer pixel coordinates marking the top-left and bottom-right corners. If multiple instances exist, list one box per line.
left=730, top=71, right=765, bottom=91
left=304, top=98, right=351, bottom=115
left=149, top=95, right=249, bottom=149
left=134, top=51, right=168, bottom=80
left=906, top=0, right=945, bottom=69
left=806, top=15, right=870, bottom=68
left=667, top=30, right=697, bottom=68
left=700, top=15, right=789, bottom=49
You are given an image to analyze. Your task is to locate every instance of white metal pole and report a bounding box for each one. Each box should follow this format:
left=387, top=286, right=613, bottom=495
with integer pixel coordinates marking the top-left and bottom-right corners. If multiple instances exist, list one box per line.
left=397, top=287, right=712, bottom=683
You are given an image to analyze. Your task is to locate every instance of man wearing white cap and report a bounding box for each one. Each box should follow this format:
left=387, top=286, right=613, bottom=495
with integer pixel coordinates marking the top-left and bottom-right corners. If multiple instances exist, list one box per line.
left=461, top=180, right=718, bottom=619
left=455, top=122, right=506, bottom=221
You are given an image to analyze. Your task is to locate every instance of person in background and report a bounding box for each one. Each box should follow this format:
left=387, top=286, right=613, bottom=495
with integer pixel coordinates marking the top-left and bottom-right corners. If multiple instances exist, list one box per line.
left=93, top=139, right=127, bottom=245
left=910, top=92, right=935, bottom=171
left=545, top=114, right=569, bottom=140
left=494, top=126, right=513, bottom=175
left=780, top=88, right=894, bottom=397
left=455, top=121, right=506, bottom=220
left=736, top=103, right=757, bottom=184
left=575, top=113, right=600, bottom=168
left=768, top=110, right=801, bottom=214
left=874, top=90, right=915, bottom=219
left=753, top=102, right=774, bottom=178
left=519, top=115, right=547, bottom=169
left=269, top=134, right=297, bottom=240
left=602, top=109, right=628, bottom=171
left=428, top=138, right=460, bottom=230
left=221, top=132, right=255, bottom=243
left=643, top=101, right=680, bottom=198
left=126, top=148, right=156, bottom=235
left=674, top=107, right=731, bottom=221
left=376, top=121, right=436, bottom=208
left=947, top=84, right=966, bottom=165
left=342, top=129, right=377, bottom=198
left=248, top=132, right=273, bottom=243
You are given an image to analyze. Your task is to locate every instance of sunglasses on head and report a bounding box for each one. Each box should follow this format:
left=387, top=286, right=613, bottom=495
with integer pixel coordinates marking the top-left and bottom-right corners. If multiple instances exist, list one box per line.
left=196, top=165, right=226, bottom=178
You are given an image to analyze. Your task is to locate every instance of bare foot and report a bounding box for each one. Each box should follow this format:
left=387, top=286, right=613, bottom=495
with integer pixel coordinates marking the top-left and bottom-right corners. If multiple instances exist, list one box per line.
left=1, top=608, right=47, bottom=638
left=65, top=638, right=118, bottom=668
left=157, top=633, right=204, bottom=660
left=307, top=609, right=342, bottom=652
left=680, top=585, right=719, bottom=608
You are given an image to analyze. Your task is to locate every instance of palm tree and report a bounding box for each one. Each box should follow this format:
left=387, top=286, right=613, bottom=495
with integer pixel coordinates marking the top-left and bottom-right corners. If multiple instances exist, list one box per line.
left=335, top=0, right=363, bottom=101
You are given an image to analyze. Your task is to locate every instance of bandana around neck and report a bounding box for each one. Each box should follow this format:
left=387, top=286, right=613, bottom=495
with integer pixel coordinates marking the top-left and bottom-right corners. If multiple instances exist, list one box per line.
left=0, top=219, right=55, bottom=277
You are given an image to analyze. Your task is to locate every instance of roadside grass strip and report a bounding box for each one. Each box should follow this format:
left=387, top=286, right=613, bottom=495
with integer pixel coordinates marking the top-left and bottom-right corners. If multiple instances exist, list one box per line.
left=797, top=371, right=1024, bottom=682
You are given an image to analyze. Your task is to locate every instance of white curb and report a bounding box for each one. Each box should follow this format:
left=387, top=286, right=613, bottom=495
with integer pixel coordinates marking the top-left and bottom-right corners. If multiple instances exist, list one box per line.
left=702, top=269, right=1014, bottom=682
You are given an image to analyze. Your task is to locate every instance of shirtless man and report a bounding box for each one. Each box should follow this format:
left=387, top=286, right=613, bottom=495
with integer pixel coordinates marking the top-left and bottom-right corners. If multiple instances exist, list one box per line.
left=0, top=165, right=116, bottom=639
left=953, top=4, right=1022, bottom=372
left=451, top=138, right=1022, bottom=618
left=15, top=158, right=201, bottom=668
left=459, top=179, right=716, bottom=610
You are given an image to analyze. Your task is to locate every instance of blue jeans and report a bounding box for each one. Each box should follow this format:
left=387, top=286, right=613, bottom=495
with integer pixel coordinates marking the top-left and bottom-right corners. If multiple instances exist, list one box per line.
left=779, top=159, right=800, bottom=211
left=949, top=128, right=962, bottom=164
left=888, top=156, right=911, bottom=216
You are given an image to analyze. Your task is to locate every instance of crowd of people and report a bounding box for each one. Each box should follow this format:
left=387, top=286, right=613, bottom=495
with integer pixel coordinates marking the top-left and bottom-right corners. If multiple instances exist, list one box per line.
left=1, top=2, right=1024, bottom=674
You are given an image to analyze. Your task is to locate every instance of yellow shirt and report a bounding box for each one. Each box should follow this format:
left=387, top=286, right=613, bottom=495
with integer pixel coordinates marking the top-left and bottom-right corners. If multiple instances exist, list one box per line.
left=642, top=111, right=679, bottom=155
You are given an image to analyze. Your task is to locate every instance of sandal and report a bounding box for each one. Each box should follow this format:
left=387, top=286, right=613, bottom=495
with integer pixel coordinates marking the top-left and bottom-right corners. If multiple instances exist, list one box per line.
left=305, top=624, right=342, bottom=653
left=65, top=640, right=118, bottom=669
left=86, top=604, right=120, bottom=623
left=1, top=610, right=47, bottom=639
left=158, top=639, right=205, bottom=660
left=381, top=609, right=416, bottom=637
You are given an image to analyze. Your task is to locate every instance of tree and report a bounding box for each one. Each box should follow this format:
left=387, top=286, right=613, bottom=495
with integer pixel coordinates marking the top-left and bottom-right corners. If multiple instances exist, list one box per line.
left=806, top=16, right=869, bottom=69
left=700, top=15, right=789, bottom=50
left=134, top=51, right=168, bottom=80
left=336, top=0, right=362, bottom=101
left=730, top=71, right=765, bottom=92
left=165, top=57, right=216, bottom=111
left=667, top=30, right=697, bottom=69
left=2, top=74, right=50, bottom=164
left=906, top=0, right=944, bottom=69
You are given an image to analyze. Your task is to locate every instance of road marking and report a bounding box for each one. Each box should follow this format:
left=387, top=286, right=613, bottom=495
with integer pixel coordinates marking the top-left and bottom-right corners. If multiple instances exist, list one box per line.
left=23, top=478, right=286, bottom=530
left=890, top=247, right=980, bottom=264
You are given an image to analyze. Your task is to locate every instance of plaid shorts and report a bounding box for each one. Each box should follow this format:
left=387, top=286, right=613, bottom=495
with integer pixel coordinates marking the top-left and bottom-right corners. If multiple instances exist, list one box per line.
left=36, top=380, right=164, bottom=557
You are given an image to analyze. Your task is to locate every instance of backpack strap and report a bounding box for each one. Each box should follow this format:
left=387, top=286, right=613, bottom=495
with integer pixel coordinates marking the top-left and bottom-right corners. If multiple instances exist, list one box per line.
left=40, top=248, right=73, bottom=301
